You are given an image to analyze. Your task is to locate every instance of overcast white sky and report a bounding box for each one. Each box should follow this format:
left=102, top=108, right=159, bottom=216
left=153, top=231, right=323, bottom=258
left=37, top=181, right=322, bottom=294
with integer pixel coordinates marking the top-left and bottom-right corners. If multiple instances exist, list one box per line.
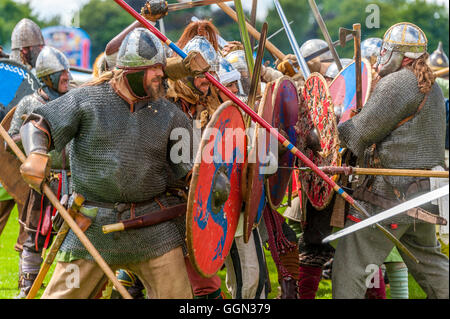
left=13, top=0, right=449, bottom=22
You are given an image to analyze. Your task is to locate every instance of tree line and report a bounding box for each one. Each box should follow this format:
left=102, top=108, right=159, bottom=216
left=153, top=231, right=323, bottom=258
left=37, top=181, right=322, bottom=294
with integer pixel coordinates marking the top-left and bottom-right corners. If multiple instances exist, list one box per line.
left=1, top=0, right=448, bottom=66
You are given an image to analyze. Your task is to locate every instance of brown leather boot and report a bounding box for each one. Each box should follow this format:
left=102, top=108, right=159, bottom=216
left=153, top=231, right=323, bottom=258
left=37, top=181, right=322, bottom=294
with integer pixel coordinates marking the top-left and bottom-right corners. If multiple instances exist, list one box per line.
left=278, top=277, right=299, bottom=299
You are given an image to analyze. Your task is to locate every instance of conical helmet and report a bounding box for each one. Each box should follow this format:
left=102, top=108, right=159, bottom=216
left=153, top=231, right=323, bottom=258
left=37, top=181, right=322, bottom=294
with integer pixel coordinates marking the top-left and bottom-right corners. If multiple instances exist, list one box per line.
left=428, top=41, right=449, bottom=72
left=300, top=39, right=333, bottom=62
left=183, top=36, right=220, bottom=73
left=35, top=46, right=70, bottom=79
left=376, top=22, right=427, bottom=76
left=324, top=58, right=353, bottom=79
left=217, top=58, right=241, bottom=86
left=361, top=37, right=382, bottom=65
left=11, top=18, right=44, bottom=50
left=225, top=49, right=248, bottom=74
left=116, top=28, right=166, bottom=69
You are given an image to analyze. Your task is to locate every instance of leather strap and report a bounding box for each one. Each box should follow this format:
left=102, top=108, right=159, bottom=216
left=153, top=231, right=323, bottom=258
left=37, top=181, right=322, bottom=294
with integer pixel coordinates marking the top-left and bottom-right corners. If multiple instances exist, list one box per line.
left=395, top=93, right=429, bottom=129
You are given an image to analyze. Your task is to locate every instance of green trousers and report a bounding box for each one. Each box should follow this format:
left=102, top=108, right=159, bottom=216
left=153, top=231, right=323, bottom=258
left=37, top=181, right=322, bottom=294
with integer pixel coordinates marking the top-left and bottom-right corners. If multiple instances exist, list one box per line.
left=332, top=220, right=449, bottom=299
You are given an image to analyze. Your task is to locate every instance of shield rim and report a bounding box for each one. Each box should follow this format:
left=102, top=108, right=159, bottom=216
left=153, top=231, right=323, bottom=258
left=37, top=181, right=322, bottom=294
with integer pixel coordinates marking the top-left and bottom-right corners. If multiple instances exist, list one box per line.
left=0, top=58, right=40, bottom=111
left=329, top=58, right=373, bottom=120
left=265, top=76, right=299, bottom=210
left=0, top=106, right=30, bottom=206
left=301, top=72, right=342, bottom=210
left=243, top=83, right=274, bottom=243
left=186, top=100, right=246, bottom=278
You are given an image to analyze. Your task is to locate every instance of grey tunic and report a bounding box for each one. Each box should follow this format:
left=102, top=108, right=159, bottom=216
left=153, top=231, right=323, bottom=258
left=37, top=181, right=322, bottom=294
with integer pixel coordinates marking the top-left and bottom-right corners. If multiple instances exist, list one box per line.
left=33, top=82, right=193, bottom=264
left=338, top=68, right=446, bottom=224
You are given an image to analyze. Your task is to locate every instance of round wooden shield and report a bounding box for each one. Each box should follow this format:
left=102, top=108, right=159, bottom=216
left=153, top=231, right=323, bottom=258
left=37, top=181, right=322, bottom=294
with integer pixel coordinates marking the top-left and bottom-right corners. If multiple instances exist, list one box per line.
left=298, top=73, right=341, bottom=210
left=329, top=58, right=372, bottom=125
left=265, top=76, right=299, bottom=209
left=0, top=106, right=31, bottom=206
left=187, top=101, right=247, bottom=277
left=0, top=59, right=39, bottom=118
left=242, top=83, right=274, bottom=243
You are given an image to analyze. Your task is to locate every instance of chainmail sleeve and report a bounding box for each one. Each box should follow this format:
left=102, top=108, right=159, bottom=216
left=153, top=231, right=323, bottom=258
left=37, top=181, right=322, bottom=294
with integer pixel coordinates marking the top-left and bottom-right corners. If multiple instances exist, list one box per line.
left=8, top=94, right=38, bottom=136
left=338, top=69, right=424, bottom=158
left=33, top=87, right=84, bottom=153
left=167, top=102, right=194, bottom=180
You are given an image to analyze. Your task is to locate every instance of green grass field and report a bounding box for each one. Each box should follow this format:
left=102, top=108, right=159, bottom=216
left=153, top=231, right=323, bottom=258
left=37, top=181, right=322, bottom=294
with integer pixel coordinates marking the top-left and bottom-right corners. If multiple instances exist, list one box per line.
left=0, top=205, right=426, bottom=299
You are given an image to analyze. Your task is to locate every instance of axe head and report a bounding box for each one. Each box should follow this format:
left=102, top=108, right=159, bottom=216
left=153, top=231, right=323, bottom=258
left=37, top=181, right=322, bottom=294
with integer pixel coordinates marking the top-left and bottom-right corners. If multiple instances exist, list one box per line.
left=339, top=27, right=355, bottom=48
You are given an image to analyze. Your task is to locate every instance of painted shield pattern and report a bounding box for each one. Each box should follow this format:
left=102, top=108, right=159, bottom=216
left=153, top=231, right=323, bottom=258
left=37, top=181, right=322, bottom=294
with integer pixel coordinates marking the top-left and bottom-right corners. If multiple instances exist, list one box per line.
left=0, top=106, right=31, bottom=206
left=187, top=101, right=247, bottom=277
left=242, top=83, right=274, bottom=243
left=265, top=76, right=299, bottom=209
left=298, top=73, right=341, bottom=210
left=0, top=59, right=39, bottom=120
left=329, top=58, right=372, bottom=124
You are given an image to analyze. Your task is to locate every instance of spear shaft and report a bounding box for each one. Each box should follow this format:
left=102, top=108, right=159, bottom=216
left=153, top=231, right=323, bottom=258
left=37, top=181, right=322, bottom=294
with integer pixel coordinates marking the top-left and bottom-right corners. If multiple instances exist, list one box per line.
left=283, top=166, right=449, bottom=178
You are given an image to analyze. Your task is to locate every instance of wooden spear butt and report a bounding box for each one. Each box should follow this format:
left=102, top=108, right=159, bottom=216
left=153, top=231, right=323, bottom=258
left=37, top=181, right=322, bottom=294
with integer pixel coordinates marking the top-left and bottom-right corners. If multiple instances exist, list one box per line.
left=102, top=222, right=125, bottom=234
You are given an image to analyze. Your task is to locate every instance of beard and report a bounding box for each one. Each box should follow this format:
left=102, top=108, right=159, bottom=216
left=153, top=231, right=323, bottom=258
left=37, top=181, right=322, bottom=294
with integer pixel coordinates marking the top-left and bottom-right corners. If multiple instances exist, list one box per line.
left=145, top=77, right=167, bottom=101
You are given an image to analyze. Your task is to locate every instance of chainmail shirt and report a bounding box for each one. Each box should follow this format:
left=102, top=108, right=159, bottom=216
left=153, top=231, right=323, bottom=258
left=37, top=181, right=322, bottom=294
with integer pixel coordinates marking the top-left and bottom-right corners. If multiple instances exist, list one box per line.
left=9, top=93, right=43, bottom=136
left=33, top=82, right=193, bottom=203
left=338, top=68, right=446, bottom=224
left=33, top=82, right=193, bottom=264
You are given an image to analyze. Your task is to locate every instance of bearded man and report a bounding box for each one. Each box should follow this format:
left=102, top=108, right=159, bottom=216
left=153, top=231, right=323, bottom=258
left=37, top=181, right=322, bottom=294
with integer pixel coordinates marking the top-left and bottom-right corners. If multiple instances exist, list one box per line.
left=19, top=28, right=195, bottom=299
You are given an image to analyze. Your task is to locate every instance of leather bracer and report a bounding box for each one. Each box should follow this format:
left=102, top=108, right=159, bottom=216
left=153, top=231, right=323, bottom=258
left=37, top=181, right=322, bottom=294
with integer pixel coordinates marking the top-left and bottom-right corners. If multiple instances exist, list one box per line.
left=20, top=113, right=51, bottom=156
left=19, top=114, right=52, bottom=193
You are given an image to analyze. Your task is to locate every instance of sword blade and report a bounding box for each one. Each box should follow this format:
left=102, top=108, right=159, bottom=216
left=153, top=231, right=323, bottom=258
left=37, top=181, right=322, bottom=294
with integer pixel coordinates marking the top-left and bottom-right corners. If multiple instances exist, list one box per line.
left=322, top=185, right=449, bottom=244
left=253, top=21, right=293, bottom=50
left=308, top=0, right=342, bottom=70
left=304, top=34, right=353, bottom=62
left=168, top=0, right=232, bottom=12
left=273, top=0, right=310, bottom=78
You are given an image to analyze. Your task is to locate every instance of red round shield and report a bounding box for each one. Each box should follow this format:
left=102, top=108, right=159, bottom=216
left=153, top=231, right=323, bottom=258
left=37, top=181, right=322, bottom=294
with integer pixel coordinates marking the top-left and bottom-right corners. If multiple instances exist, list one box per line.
left=298, top=73, right=341, bottom=210
left=265, top=76, right=299, bottom=209
left=187, top=101, right=247, bottom=277
left=242, top=84, right=274, bottom=243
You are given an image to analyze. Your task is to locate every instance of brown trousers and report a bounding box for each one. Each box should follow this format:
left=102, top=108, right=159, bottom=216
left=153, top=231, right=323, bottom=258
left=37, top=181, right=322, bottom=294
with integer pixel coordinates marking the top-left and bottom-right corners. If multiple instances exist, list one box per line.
left=42, top=246, right=193, bottom=299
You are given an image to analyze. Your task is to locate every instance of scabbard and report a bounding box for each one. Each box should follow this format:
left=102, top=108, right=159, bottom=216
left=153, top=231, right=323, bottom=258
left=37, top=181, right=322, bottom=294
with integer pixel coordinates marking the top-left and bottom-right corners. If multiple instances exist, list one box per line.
left=103, top=203, right=187, bottom=234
